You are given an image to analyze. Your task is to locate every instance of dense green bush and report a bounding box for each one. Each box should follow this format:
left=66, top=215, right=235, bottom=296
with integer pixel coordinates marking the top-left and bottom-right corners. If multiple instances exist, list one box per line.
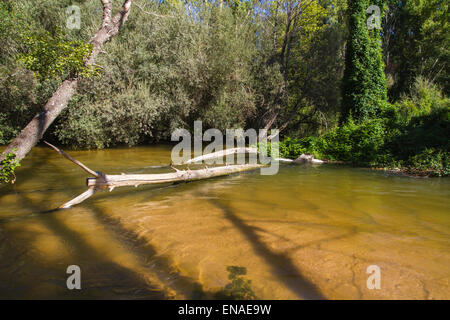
left=405, top=148, right=449, bottom=177
left=277, top=137, right=305, bottom=159
left=315, top=117, right=385, bottom=165
left=257, top=137, right=316, bottom=159
left=382, top=79, right=449, bottom=174
left=393, top=77, right=449, bottom=123
left=388, top=108, right=448, bottom=153
left=0, top=0, right=91, bottom=145
left=17, top=30, right=95, bottom=80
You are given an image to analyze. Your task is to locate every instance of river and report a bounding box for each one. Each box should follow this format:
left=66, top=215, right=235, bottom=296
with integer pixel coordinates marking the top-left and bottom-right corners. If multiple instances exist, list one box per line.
left=0, top=145, right=449, bottom=299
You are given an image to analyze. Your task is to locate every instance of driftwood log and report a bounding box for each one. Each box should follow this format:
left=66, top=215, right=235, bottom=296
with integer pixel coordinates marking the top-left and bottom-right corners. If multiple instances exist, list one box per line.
left=184, top=147, right=257, bottom=164
left=183, top=147, right=294, bottom=164
left=44, top=142, right=265, bottom=208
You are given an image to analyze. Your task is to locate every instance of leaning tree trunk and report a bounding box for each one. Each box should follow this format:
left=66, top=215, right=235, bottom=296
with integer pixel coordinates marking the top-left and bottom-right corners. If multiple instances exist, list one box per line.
left=0, top=0, right=134, bottom=164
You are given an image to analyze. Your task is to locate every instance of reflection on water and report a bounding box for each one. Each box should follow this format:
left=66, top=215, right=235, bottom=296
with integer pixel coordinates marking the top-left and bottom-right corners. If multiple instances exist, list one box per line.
left=0, top=146, right=449, bottom=299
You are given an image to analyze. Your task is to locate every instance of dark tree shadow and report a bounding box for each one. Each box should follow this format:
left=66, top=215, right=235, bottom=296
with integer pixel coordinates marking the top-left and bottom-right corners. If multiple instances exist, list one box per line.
left=83, top=202, right=211, bottom=299
left=0, top=190, right=167, bottom=300
left=209, top=198, right=326, bottom=300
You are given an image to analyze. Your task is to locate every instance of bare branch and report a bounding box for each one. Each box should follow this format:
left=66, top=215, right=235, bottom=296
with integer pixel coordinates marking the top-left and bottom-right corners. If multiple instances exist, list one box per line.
left=60, top=188, right=98, bottom=209
left=184, top=147, right=258, bottom=164
left=44, top=141, right=100, bottom=178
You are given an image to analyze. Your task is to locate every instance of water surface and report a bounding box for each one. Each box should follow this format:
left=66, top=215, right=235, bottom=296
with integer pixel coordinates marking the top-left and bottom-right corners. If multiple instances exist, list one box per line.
left=0, top=146, right=449, bottom=299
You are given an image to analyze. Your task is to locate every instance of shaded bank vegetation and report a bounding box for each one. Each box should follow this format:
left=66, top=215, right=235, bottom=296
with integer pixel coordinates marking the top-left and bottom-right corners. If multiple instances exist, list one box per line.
left=0, top=0, right=449, bottom=178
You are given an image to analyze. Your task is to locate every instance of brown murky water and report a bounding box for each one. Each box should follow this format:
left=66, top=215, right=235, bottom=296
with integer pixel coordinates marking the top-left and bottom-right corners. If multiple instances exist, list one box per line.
left=0, top=146, right=449, bottom=299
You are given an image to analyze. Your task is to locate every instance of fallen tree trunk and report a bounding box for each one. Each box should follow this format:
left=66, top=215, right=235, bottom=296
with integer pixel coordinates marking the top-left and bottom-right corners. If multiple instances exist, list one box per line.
left=182, top=147, right=294, bottom=165
left=86, top=164, right=264, bottom=189
left=184, top=147, right=257, bottom=164
left=44, top=142, right=265, bottom=208
left=0, top=0, right=134, bottom=165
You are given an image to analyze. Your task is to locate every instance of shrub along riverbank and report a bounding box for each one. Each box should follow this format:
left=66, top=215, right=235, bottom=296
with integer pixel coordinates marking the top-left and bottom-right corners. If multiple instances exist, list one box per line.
left=271, top=78, right=449, bottom=177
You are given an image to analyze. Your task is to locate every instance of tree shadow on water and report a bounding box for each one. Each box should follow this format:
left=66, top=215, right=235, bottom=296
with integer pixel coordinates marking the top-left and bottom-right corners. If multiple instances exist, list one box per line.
left=83, top=202, right=212, bottom=299
left=209, top=198, right=326, bottom=300
left=48, top=163, right=213, bottom=299
left=1, top=153, right=217, bottom=299
left=0, top=191, right=167, bottom=299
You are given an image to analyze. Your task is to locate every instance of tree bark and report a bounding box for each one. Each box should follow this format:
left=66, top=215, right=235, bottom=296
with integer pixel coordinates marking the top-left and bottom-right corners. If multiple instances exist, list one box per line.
left=0, top=0, right=134, bottom=164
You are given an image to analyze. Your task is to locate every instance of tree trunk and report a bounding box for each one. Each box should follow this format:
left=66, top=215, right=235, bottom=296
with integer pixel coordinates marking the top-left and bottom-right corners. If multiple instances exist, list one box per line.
left=1, top=80, right=78, bottom=161
left=0, top=0, right=134, bottom=164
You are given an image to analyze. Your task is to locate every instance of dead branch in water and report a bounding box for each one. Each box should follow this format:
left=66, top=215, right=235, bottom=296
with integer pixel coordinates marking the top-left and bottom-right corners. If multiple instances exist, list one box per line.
left=46, top=144, right=265, bottom=208
left=183, top=147, right=257, bottom=164
left=44, top=141, right=100, bottom=177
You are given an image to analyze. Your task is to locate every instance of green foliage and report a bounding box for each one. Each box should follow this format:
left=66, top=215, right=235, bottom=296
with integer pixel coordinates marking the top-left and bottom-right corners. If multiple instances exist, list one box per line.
left=1, top=0, right=94, bottom=81
left=388, top=0, right=449, bottom=98
left=0, top=0, right=94, bottom=145
left=393, top=77, right=449, bottom=122
left=316, top=117, right=386, bottom=165
left=297, top=77, right=449, bottom=175
left=277, top=137, right=306, bottom=159
left=386, top=105, right=449, bottom=165
left=0, top=149, right=21, bottom=184
left=258, top=136, right=323, bottom=159
left=406, top=148, right=449, bottom=177
left=215, top=266, right=256, bottom=300
left=342, top=0, right=387, bottom=122
left=0, top=1, right=61, bottom=144
left=54, top=1, right=258, bottom=148
left=17, top=31, right=95, bottom=80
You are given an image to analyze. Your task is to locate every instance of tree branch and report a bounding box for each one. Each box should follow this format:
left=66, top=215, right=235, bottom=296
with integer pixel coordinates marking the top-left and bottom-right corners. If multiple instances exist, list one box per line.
left=44, top=141, right=100, bottom=178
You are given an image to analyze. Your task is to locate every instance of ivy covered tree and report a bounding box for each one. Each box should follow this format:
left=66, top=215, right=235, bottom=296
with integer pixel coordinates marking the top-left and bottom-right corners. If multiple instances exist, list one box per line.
left=341, top=0, right=387, bottom=122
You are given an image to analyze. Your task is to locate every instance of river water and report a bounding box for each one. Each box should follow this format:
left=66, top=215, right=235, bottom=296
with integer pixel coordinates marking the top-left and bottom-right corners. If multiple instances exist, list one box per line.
left=0, top=145, right=449, bottom=299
